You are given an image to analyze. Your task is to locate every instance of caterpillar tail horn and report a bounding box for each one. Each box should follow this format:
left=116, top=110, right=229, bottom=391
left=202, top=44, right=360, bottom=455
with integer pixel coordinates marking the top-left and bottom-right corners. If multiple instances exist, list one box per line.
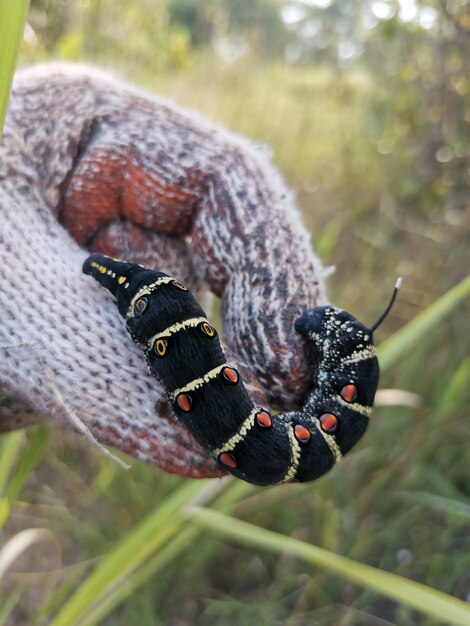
left=370, top=277, right=402, bottom=333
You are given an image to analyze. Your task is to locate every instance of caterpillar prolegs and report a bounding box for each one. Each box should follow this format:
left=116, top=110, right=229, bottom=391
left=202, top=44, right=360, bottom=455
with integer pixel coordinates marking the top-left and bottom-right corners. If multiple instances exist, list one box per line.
left=83, top=254, right=400, bottom=486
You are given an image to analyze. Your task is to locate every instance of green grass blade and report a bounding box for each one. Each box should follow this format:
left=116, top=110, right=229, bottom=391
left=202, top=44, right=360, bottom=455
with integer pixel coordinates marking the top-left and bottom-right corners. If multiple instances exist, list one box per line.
left=77, top=528, right=197, bottom=626
left=0, top=431, right=24, bottom=495
left=0, top=0, right=30, bottom=137
left=74, top=479, right=249, bottom=626
left=187, top=506, right=470, bottom=626
left=378, top=274, right=470, bottom=372
left=436, top=358, right=469, bottom=411
left=0, top=427, right=49, bottom=529
left=49, top=479, right=206, bottom=626
left=399, top=491, right=470, bottom=519
left=0, top=586, right=23, bottom=626
left=4, top=427, right=49, bottom=501
left=35, top=560, right=96, bottom=626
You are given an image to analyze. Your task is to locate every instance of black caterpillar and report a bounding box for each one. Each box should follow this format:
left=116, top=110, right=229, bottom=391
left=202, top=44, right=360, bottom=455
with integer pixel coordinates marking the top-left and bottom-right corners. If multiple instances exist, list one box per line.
left=83, top=254, right=400, bottom=486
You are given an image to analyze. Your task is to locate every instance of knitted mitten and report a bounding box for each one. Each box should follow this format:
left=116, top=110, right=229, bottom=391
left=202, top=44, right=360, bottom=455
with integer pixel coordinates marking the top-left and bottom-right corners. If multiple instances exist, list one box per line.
left=0, top=63, right=327, bottom=478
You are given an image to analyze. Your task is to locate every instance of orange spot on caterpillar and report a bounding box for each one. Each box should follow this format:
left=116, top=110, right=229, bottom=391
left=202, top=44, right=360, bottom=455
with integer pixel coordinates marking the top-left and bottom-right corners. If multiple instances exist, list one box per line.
left=222, top=367, right=239, bottom=384
left=319, top=413, right=338, bottom=433
left=340, top=384, right=358, bottom=403
left=294, top=424, right=311, bottom=444
left=218, top=452, right=237, bottom=469
left=176, top=393, right=192, bottom=412
left=256, top=410, right=272, bottom=429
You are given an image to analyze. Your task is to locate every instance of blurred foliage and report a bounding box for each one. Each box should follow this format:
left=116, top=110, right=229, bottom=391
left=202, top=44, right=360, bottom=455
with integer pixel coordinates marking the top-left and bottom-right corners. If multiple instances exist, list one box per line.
left=0, top=0, right=30, bottom=136
left=2, top=0, right=469, bottom=624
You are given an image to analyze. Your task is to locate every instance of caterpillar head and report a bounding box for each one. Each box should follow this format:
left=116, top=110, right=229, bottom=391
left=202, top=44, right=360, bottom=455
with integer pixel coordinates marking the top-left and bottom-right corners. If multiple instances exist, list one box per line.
left=294, top=278, right=401, bottom=400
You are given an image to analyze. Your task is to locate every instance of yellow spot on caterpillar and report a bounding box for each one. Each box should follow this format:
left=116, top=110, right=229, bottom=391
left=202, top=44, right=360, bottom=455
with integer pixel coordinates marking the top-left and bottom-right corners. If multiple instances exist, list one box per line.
left=172, top=280, right=187, bottom=291
left=126, top=276, right=176, bottom=319
left=98, top=266, right=107, bottom=274
left=118, top=276, right=126, bottom=285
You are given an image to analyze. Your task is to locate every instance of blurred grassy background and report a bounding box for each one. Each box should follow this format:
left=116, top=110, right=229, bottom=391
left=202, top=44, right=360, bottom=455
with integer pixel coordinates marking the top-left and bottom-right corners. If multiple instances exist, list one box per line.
left=1, top=1, right=469, bottom=624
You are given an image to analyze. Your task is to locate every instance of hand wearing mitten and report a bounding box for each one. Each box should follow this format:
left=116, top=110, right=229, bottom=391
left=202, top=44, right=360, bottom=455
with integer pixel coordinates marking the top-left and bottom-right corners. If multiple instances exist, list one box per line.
left=0, top=63, right=327, bottom=478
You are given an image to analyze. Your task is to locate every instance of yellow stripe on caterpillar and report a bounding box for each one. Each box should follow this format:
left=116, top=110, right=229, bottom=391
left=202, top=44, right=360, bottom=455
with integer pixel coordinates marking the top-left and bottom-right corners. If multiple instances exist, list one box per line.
left=169, top=364, right=228, bottom=401
left=281, top=426, right=302, bottom=483
left=317, top=427, right=342, bottom=463
left=148, top=317, right=209, bottom=345
left=212, top=407, right=259, bottom=456
left=337, top=397, right=372, bottom=417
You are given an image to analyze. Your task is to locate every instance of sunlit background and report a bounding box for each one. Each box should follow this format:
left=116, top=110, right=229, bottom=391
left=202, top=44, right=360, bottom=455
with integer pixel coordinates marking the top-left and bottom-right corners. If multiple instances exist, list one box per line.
left=2, top=1, right=468, bottom=624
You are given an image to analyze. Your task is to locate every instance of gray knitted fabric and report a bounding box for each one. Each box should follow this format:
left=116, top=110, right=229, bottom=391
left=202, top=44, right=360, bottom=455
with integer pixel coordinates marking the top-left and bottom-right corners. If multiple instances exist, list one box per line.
left=0, top=63, right=327, bottom=478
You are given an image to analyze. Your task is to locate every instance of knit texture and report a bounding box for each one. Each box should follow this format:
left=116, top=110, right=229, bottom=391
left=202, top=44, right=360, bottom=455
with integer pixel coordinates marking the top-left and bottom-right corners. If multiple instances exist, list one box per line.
left=0, top=63, right=327, bottom=478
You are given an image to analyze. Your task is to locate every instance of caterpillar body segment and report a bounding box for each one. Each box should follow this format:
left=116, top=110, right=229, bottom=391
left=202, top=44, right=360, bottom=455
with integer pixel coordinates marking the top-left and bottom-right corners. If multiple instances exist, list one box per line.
left=83, top=254, right=396, bottom=486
